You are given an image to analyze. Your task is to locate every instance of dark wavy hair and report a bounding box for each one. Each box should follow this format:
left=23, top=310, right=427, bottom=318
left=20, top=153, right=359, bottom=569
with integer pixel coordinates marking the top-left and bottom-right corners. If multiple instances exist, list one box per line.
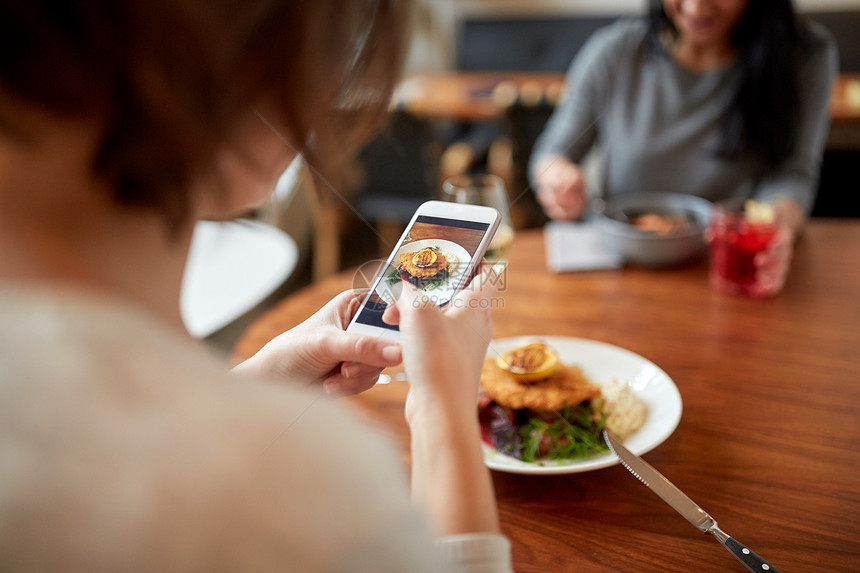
left=0, top=0, right=410, bottom=230
left=648, top=0, right=814, bottom=170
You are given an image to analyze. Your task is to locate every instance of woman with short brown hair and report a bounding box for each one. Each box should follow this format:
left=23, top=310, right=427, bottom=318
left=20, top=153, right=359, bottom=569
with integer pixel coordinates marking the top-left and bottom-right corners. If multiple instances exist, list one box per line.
left=0, top=2, right=512, bottom=570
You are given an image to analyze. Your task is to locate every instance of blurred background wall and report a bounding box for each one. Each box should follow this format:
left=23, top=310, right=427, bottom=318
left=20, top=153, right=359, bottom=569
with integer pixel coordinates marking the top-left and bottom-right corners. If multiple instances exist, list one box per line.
left=406, top=0, right=860, bottom=73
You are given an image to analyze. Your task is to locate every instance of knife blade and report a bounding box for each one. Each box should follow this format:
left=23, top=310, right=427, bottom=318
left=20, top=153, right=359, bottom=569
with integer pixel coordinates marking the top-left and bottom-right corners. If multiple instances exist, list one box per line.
left=603, top=429, right=781, bottom=573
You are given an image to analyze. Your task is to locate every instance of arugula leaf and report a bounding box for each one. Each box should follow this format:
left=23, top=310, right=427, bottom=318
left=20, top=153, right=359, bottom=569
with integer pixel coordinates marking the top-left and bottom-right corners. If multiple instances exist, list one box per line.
left=518, top=403, right=608, bottom=463
left=385, top=266, right=401, bottom=285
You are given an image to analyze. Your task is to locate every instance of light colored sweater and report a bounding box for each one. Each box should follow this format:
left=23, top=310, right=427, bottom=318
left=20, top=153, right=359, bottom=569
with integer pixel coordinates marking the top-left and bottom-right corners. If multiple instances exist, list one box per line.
left=530, top=18, right=838, bottom=212
left=0, top=285, right=511, bottom=572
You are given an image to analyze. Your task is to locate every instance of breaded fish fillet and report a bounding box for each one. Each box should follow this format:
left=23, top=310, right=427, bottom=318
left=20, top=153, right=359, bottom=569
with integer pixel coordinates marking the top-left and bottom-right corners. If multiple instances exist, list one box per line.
left=480, top=357, right=602, bottom=411
left=399, top=248, right=449, bottom=278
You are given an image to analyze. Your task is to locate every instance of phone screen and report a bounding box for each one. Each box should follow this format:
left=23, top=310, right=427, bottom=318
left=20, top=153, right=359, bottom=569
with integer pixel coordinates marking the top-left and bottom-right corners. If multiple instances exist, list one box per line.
left=352, top=214, right=493, bottom=332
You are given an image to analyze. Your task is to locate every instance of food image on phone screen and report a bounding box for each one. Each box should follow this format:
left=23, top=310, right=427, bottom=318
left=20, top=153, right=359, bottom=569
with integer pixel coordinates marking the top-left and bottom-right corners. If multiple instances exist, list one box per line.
left=349, top=203, right=499, bottom=337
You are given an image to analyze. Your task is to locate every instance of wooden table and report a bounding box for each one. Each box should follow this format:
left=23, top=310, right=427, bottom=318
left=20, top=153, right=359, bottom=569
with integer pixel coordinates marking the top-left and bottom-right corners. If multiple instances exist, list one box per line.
left=828, top=73, right=860, bottom=150
left=234, top=220, right=860, bottom=572
left=394, top=72, right=566, bottom=121
left=395, top=72, right=860, bottom=149
left=397, top=71, right=860, bottom=122
left=831, top=73, right=860, bottom=125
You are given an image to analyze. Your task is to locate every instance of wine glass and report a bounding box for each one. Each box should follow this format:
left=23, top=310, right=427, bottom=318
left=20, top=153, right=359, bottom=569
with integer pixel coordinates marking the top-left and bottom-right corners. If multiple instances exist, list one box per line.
left=442, top=173, right=515, bottom=272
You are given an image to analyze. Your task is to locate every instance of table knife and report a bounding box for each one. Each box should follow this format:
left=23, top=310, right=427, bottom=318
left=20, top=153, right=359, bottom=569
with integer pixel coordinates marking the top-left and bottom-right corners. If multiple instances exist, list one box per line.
left=603, top=430, right=781, bottom=573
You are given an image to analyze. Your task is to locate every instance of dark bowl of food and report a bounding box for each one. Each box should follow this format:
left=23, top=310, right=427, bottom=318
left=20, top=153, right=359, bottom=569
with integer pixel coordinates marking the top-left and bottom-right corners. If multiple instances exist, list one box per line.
left=593, top=192, right=712, bottom=267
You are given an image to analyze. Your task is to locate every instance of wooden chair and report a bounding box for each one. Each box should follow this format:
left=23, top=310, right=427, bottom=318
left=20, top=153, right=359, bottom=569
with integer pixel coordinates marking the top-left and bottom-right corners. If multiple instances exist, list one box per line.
left=439, top=80, right=564, bottom=230
left=307, top=110, right=443, bottom=280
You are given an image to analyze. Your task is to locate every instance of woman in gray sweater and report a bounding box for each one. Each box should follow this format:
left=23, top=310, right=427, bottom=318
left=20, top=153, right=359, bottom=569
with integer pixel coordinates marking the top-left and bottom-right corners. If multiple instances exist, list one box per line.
left=531, top=0, right=837, bottom=270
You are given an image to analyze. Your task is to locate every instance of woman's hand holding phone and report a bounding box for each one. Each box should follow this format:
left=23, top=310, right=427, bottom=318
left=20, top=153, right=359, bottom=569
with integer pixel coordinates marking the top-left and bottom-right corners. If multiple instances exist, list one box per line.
left=238, top=200, right=501, bottom=400
left=347, top=201, right=501, bottom=340
left=382, top=265, right=497, bottom=423
left=233, top=290, right=402, bottom=395
left=383, top=266, right=503, bottom=536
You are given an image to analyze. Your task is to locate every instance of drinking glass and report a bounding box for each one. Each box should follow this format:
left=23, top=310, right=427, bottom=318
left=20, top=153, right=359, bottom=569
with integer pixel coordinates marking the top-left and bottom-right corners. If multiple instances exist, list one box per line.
left=708, top=198, right=782, bottom=297
left=442, top=174, right=515, bottom=270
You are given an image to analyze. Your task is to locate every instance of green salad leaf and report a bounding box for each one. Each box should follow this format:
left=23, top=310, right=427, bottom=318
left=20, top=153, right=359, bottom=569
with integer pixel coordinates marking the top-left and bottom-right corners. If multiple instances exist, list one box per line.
left=519, top=403, right=608, bottom=463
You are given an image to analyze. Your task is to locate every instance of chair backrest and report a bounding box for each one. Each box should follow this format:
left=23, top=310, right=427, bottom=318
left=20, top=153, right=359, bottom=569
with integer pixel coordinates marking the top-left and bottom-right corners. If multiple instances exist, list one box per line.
left=812, top=150, right=860, bottom=218
left=358, top=110, right=441, bottom=209
left=499, top=97, right=556, bottom=228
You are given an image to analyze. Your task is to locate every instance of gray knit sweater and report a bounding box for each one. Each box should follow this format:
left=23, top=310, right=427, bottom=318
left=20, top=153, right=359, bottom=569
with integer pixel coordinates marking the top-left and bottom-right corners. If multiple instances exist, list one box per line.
left=529, top=18, right=838, bottom=212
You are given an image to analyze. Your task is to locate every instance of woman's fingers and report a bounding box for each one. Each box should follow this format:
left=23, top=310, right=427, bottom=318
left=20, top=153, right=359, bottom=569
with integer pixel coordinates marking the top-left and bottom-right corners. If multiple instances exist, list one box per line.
left=322, top=331, right=402, bottom=368
left=754, top=226, right=793, bottom=295
left=324, top=362, right=384, bottom=397
left=381, top=303, right=400, bottom=326
left=301, top=289, right=365, bottom=330
left=387, top=264, right=498, bottom=323
left=392, top=283, right=440, bottom=328
left=537, top=184, right=585, bottom=220
left=447, top=264, right=498, bottom=317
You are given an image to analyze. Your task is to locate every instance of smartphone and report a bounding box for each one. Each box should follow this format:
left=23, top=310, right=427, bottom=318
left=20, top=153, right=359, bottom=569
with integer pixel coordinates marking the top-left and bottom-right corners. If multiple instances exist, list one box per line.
left=346, top=200, right=501, bottom=340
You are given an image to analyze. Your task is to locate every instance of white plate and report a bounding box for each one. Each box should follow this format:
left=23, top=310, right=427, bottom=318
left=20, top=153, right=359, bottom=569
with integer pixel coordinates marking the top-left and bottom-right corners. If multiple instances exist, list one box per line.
left=482, top=336, right=682, bottom=475
left=377, top=239, right=472, bottom=307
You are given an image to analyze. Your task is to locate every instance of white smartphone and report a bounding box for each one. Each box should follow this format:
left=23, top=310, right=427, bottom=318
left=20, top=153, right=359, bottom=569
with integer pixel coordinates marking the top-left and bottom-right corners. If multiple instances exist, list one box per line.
left=346, top=200, right=501, bottom=340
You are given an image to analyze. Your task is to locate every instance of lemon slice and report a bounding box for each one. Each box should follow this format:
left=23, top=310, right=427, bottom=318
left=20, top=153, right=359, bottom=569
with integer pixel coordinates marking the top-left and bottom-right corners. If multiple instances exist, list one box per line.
left=496, top=343, right=559, bottom=382
left=744, top=199, right=775, bottom=224
left=412, top=248, right=438, bottom=268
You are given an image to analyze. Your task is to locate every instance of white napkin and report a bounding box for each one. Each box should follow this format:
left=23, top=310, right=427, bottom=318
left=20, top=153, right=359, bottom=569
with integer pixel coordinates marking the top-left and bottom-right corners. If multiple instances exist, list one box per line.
left=544, top=221, right=623, bottom=272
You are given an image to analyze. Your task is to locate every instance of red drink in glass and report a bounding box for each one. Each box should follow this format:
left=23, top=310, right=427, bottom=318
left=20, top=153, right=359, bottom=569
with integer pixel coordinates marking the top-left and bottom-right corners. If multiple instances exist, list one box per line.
left=709, top=202, right=780, bottom=297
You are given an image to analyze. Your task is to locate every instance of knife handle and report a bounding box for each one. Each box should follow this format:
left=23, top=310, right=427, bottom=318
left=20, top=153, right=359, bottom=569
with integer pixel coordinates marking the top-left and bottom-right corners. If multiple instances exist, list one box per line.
left=711, top=526, right=781, bottom=573
left=725, top=537, right=780, bottom=573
